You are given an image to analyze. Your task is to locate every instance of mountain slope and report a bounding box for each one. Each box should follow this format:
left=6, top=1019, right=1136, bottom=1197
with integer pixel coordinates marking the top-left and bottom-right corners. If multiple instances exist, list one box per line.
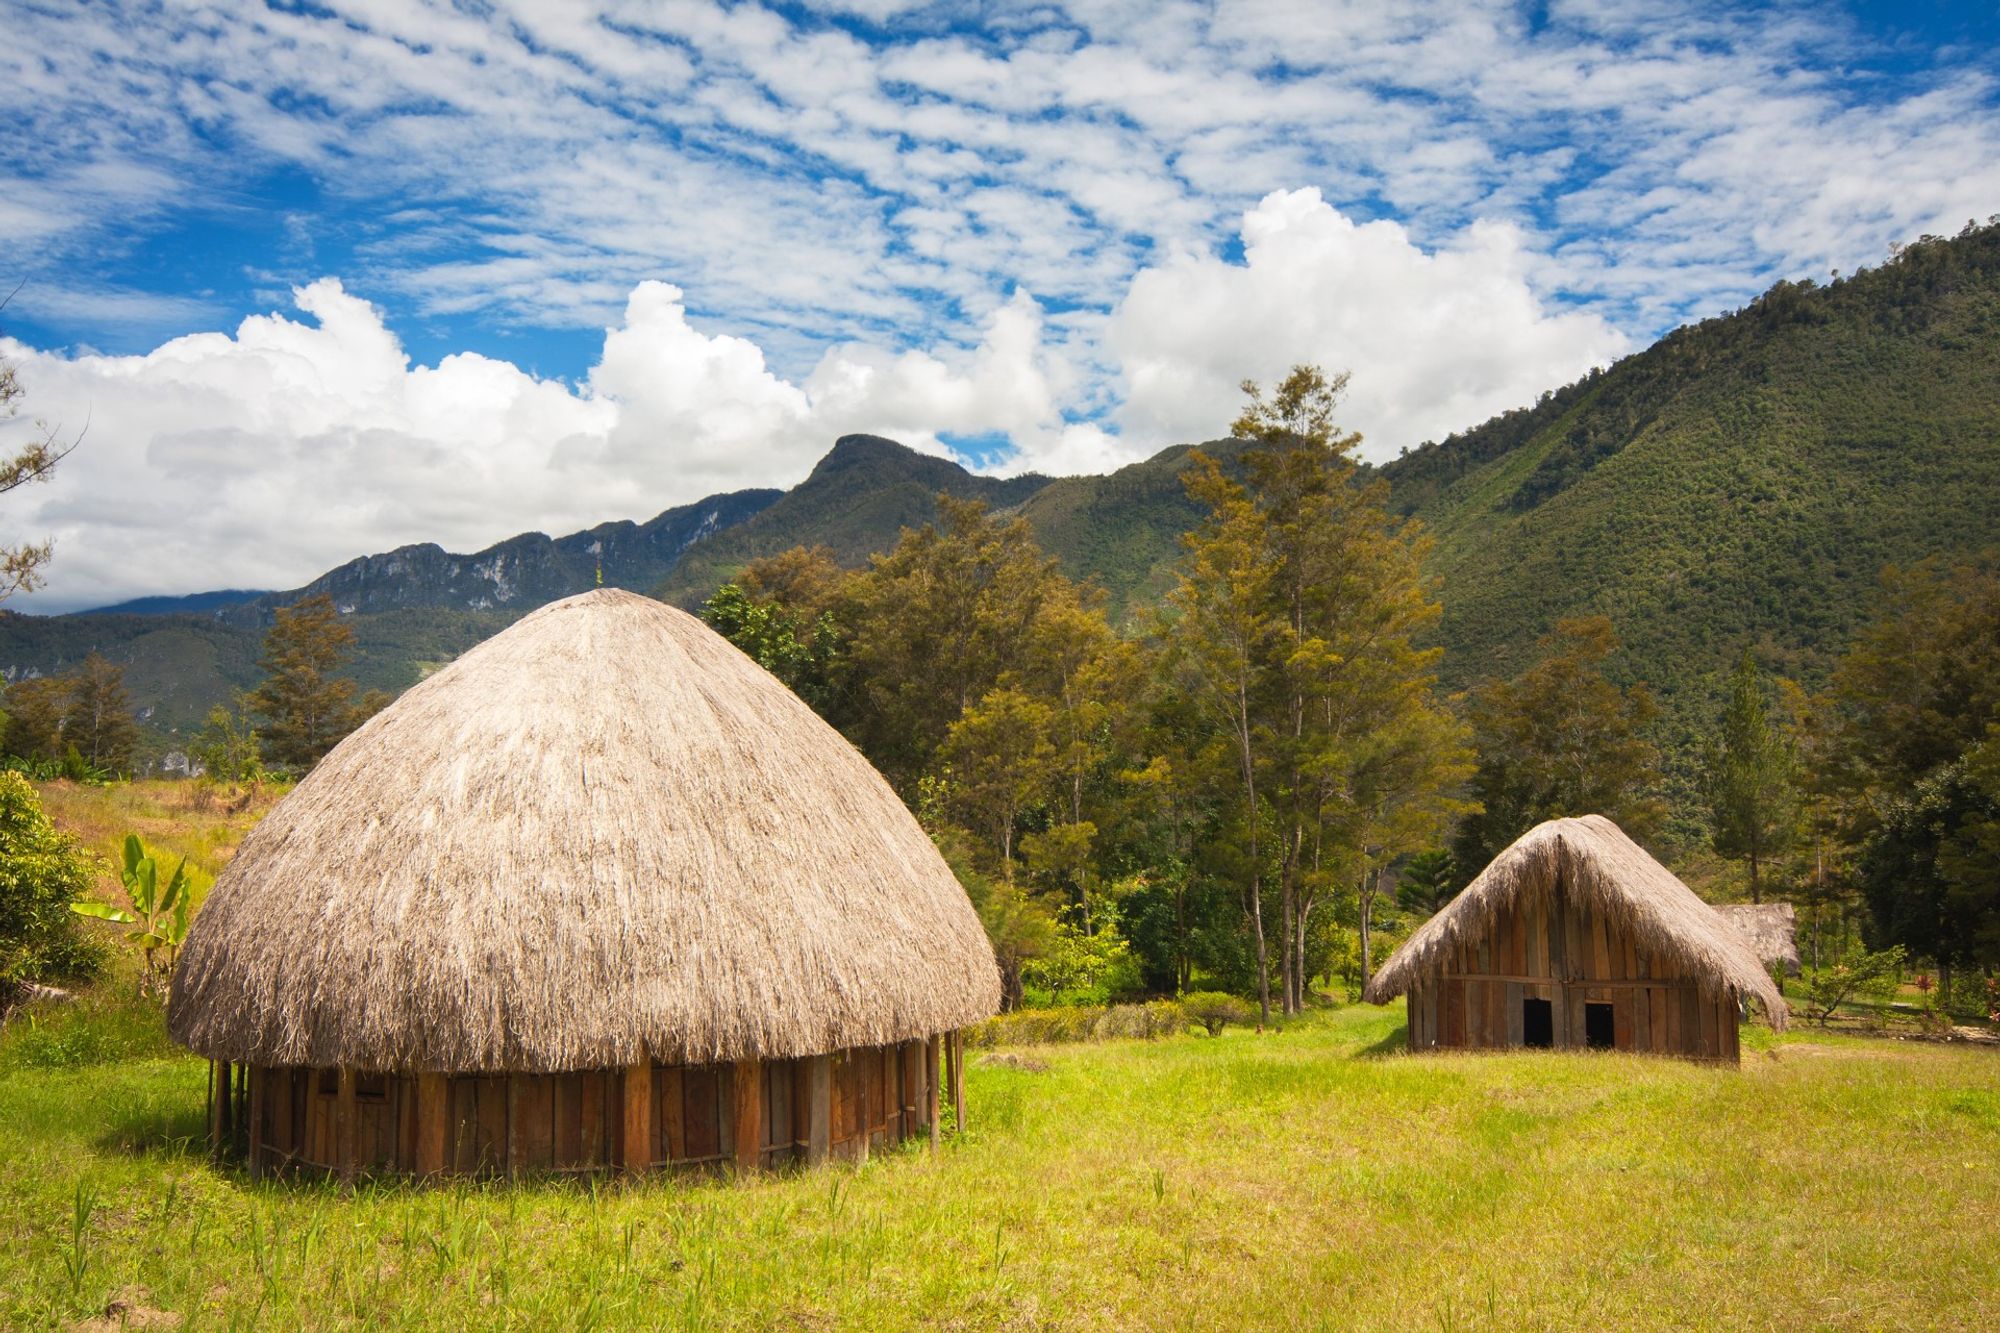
left=654, top=434, right=1054, bottom=605
left=1383, top=221, right=2000, bottom=729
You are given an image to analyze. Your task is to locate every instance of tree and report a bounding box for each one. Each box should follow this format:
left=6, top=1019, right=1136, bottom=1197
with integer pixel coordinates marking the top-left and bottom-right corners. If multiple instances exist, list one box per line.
left=63, top=654, right=138, bottom=775
left=1162, top=451, right=1279, bottom=1025
left=1163, top=365, right=1472, bottom=1019
left=1397, top=850, right=1456, bottom=913
left=938, top=686, right=1056, bottom=877
left=1833, top=554, right=2000, bottom=996
left=192, top=697, right=264, bottom=788
left=1703, top=651, right=1796, bottom=903
left=0, top=772, right=100, bottom=1020
left=842, top=497, right=1064, bottom=790
left=700, top=582, right=843, bottom=712
left=246, top=594, right=387, bottom=769
left=1453, top=616, right=1665, bottom=876
left=3, top=674, right=71, bottom=762
left=0, top=332, right=78, bottom=604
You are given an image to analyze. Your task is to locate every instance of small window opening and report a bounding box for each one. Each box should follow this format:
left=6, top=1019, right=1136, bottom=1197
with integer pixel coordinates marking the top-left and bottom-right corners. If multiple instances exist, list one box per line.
left=356, top=1071, right=388, bottom=1101
left=1522, top=997, right=1553, bottom=1048
left=1585, top=1002, right=1616, bottom=1050
left=317, top=1068, right=337, bottom=1096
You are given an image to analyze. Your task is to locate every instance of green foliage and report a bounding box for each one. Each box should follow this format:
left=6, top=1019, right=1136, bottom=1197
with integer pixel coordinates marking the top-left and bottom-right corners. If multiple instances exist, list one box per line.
left=1020, top=917, right=1140, bottom=1007
left=698, top=582, right=841, bottom=711
left=1396, top=850, right=1456, bottom=912
left=246, top=594, right=389, bottom=770
left=1180, top=990, right=1254, bottom=1036
left=191, top=699, right=263, bottom=787
left=64, top=655, right=139, bottom=776
left=70, top=834, right=191, bottom=997
left=1453, top=616, right=1665, bottom=877
left=1800, top=944, right=1907, bottom=1027
left=964, top=999, right=1186, bottom=1047
left=0, top=773, right=102, bottom=1003
left=1384, top=220, right=2000, bottom=756
left=1702, top=652, right=1797, bottom=901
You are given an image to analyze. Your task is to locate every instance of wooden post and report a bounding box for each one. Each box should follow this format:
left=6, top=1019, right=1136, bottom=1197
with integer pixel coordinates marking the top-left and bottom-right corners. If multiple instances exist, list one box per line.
left=926, top=1035, right=940, bottom=1151
left=506, top=1074, right=523, bottom=1180
left=336, top=1067, right=357, bottom=1185
left=733, top=1058, right=764, bottom=1174
left=209, top=1060, right=227, bottom=1163
left=805, top=1054, right=830, bottom=1166
left=622, top=1057, right=653, bottom=1176
left=416, top=1072, right=449, bottom=1177
left=246, top=1065, right=264, bottom=1181
left=949, top=1031, right=965, bottom=1134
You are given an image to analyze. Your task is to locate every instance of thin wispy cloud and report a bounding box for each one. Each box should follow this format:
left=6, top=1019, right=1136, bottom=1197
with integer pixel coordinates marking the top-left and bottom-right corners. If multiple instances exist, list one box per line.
left=1, top=1, right=1995, bottom=607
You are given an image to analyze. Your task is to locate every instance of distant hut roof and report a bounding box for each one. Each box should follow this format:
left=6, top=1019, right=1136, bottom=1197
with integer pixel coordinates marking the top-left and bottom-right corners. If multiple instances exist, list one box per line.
left=1715, top=903, right=1801, bottom=973
left=1364, top=815, right=1786, bottom=1028
left=168, top=588, right=1000, bottom=1073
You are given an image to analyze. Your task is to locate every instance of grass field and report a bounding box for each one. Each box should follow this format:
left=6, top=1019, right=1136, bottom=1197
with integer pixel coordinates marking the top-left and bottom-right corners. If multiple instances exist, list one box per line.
left=3, top=996, right=1996, bottom=1331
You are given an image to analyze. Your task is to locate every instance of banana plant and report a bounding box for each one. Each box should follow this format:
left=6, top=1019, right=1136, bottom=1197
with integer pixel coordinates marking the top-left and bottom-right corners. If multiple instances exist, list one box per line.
left=72, top=834, right=193, bottom=996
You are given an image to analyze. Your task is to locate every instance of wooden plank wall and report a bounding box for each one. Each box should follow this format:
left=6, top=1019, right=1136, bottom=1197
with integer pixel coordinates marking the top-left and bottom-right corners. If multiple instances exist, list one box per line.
left=244, top=1039, right=946, bottom=1179
left=1417, top=890, right=1742, bottom=1062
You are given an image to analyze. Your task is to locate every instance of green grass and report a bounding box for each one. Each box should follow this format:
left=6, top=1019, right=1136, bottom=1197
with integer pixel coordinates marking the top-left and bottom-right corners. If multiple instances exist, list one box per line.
left=2, top=1001, right=1995, bottom=1330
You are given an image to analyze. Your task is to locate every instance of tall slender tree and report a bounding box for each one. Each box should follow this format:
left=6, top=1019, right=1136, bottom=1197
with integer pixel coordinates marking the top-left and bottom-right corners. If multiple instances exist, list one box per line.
left=247, top=594, right=386, bottom=769
left=1704, top=651, right=1797, bottom=903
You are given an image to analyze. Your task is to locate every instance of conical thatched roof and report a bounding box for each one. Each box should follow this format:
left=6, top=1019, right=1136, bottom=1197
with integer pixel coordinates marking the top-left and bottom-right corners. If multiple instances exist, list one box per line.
left=1365, top=815, right=1785, bottom=1027
left=169, top=588, right=1000, bottom=1073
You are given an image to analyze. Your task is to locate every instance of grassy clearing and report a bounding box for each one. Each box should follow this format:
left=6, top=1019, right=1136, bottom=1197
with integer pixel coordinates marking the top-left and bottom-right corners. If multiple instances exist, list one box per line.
left=33, top=779, right=287, bottom=910
left=2, top=1000, right=1995, bottom=1331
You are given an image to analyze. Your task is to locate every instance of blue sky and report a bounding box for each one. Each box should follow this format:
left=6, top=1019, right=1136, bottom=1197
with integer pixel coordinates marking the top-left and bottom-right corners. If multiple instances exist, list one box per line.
left=2, top=0, right=1997, bottom=609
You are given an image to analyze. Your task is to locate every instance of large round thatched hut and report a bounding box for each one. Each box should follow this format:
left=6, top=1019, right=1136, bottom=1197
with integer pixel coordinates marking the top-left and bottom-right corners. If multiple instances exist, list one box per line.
left=1364, top=815, right=1784, bottom=1062
left=169, top=588, right=1000, bottom=1179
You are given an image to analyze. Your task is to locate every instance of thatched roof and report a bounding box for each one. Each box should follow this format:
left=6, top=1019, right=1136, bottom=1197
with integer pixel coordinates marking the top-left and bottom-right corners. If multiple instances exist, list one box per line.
left=1365, top=815, right=1785, bottom=1028
left=1715, top=903, right=1801, bottom=973
left=169, top=588, right=1000, bottom=1073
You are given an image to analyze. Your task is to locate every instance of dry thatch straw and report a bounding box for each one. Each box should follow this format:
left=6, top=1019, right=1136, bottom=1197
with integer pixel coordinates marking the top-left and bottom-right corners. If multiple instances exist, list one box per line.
left=1365, top=815, right=1786, bottom=1028
left=169, top=588, right=1000, bottom=1073
left=1715, top=903, right=1802, bottom=974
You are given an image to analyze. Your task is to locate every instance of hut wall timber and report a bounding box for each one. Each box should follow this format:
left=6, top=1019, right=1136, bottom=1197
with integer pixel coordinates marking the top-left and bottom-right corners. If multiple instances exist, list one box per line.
left=209, top=1036, right=968, bottom=1180
left=1368, top=815, right=1784, bottom=1064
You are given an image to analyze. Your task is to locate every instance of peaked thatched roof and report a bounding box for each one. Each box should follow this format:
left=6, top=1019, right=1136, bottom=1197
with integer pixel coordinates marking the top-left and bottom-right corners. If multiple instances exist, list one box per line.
left=1365, top=815, right=1785, bottom=1027
left=169, top=588, right=1000, bottom=1073
left=1715, top=903, right=1801, bottom=973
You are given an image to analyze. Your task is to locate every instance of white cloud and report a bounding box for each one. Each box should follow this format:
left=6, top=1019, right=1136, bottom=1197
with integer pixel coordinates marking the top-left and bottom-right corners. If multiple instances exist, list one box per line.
left=2, top=277, right=1107, bottom=610
left=1112, top=190, right=1629, bottom=455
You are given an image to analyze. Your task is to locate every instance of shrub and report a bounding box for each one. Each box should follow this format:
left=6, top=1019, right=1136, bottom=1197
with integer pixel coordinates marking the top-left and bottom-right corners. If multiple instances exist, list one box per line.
left=0, top=773, right=103, bottom=1018
left=1183, top=991, right=1255, bottom=1036
left=1801, top=945, right=1906, bottom=1026
left=966, top=1001, right=1188, bottom=1048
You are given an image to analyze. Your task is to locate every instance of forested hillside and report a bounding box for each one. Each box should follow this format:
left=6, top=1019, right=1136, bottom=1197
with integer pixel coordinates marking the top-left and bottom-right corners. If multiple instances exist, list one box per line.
left=1383, top=220, right=2000, bottom=730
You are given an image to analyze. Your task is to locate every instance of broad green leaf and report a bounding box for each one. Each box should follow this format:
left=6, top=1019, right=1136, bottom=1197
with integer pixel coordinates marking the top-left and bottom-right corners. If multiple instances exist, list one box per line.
left=71, top=901, right=136, bottom=922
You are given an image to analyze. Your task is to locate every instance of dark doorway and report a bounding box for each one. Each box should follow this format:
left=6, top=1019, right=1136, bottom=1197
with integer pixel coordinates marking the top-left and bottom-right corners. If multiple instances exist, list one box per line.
left=1585, top=1001, right=1615, bottom=1050
left=1522, top=997, right=1553, bottom=1048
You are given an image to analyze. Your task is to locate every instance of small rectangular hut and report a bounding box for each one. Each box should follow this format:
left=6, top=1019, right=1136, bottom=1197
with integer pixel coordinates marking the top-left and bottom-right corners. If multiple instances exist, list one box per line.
left=1365, top=815, right=1785, bottom=1062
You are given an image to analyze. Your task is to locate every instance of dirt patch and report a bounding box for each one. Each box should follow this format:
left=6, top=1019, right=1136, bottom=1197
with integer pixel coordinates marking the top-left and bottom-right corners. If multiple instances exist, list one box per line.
left=979, top=1053, right=1050, bottom=1073
left=69, top=1286, right=182, bottom=1331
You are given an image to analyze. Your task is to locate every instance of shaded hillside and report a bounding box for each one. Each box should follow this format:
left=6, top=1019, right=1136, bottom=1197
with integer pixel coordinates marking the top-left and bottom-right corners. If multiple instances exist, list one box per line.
left=1384, top=220, right=2000, bottom=731
left=655, top=434, right=1054, bottom=606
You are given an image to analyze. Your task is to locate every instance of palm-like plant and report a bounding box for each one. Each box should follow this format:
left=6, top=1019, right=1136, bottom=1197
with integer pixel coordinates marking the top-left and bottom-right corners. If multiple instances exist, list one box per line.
left=72, top=835, right=192, bottom=996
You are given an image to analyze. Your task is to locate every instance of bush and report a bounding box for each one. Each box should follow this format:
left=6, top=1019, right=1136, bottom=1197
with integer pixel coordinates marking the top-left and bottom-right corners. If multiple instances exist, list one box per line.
left=1183, top=991, right=1255, bottom=1036
left=0, top=772, right=103, bottom=1015
left=966, top=1000, right=1188, bottom=1048
left=1801, top=945, right=1906, bottom=1026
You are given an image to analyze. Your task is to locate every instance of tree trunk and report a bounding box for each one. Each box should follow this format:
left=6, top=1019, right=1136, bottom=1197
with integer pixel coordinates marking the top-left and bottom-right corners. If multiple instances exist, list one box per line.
left=1749, top=850, right=1761, bottom=905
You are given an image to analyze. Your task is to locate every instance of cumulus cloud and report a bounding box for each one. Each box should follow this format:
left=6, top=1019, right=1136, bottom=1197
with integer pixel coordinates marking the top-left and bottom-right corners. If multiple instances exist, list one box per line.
left=2, top=278, right=1110, bottom=610
left=1112, top=190, right=1629, bottom=455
